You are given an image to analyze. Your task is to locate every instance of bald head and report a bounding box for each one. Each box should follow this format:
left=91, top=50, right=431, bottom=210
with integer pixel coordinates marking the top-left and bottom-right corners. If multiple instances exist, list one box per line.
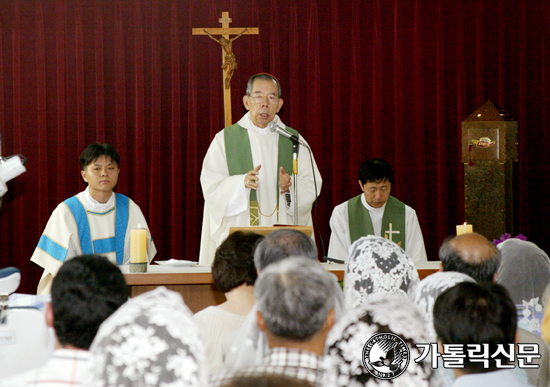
left=439, top=232, right=501, bottom=282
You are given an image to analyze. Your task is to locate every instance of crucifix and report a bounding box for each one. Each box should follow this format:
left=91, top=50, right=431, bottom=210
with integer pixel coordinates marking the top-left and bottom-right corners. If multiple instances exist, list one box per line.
left=384, top=223, right=401, bottom=244
left=193, top=12, right=259, bottom=127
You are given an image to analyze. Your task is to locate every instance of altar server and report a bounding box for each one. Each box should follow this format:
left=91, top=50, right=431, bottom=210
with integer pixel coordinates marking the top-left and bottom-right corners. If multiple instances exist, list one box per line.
left=30, top=143, right=156, bottom=294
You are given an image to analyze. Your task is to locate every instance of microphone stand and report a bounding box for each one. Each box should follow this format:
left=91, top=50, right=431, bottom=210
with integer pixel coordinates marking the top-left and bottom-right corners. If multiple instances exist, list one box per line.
left=292, top=142, right=298, bottom=225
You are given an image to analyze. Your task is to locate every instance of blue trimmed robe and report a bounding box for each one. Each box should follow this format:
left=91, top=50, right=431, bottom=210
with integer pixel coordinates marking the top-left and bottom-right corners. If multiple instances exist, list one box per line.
left=30, top=188, right=156, bottom=294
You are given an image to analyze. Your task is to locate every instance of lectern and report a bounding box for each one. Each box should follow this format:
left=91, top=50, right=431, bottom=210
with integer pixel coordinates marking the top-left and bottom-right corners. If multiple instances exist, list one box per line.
left=462, top=100, right=518, bottom=240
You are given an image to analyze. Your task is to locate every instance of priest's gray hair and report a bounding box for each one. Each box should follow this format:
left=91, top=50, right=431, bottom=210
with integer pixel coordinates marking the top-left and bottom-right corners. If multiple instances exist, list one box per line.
left=255, top=257, right=337, bottom=341
left=246, top=73, right=282, bottom=98
left=254, top=229, right=317, bottom=271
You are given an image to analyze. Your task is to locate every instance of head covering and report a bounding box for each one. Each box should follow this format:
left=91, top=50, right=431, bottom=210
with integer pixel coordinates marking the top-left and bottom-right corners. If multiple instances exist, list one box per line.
left=497, top=239, right=550, bottom=335
left=87, top=287, right=207, bottom=387
left=344, top=235, right=419, bottom=310
left=413, top=271, right=475, bottom=341
left=323, top=293, right=431, bottom=387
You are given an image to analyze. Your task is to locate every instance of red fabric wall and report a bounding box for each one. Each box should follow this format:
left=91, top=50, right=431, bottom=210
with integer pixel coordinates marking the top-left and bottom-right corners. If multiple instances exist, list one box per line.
left=1, top=0, right=548, bottom=293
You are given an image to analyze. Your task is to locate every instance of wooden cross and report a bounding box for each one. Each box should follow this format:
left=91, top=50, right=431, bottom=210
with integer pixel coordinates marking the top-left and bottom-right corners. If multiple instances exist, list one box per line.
left=193, top=12, right=259, bottom=127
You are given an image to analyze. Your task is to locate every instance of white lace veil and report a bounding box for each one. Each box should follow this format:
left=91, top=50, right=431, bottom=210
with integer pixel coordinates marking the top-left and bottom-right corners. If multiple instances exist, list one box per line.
left=86, top=287, right=208, bottom=387
left=413, top=271, right=475, bottom=341
left=497, top=239, right=550, bottom=335
left=344, top=235, right=419, bottom=310
left=323, top=293, right=431, bottom=387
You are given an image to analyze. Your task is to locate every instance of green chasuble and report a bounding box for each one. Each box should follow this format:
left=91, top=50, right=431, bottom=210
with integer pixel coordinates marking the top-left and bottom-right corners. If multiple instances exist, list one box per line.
left=347, top=194, right=406, bottom=249
left=224, top=123, right=299, bottom=226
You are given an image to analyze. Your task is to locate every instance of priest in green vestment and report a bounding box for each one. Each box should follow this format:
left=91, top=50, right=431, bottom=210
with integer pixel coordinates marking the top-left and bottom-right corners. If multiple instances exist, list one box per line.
left=199, top=74, right=322, bottom=265
left=328, top=158, right=426, bottom=262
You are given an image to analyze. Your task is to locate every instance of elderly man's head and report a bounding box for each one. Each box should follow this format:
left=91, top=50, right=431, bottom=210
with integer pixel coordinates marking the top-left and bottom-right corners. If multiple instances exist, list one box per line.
left=255, top=258, right=336, bottom=349
left=439, top=232, right=501, bottom=282
left=254, top=229, right=317, bottom=271
left=243, top=73, right=283, bottom=128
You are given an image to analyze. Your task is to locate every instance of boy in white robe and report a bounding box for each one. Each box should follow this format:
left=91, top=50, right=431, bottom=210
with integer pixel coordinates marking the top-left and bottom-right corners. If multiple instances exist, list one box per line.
left=328, top=158, right=427, bottom=262
left=30, top=143, right=156, bottom=294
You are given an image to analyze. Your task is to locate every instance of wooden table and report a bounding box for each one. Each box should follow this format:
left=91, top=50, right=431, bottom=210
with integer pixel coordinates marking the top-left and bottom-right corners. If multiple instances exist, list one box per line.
left=121, top=261, right=441, bottom=313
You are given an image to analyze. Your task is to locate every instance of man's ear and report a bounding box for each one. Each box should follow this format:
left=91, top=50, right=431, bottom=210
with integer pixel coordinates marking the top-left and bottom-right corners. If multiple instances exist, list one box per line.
left=256, top=310, right=267, bottom=333
left=243, top=95, right=251, bottom=111
left=358, top=180, right=364, bottom=192
left=324, top=309, right=336, bottom=331
left=439, top=262, right=444, bottom=272
left=80, top=169, right=88, bottom=183
left=45, top=302, right=54, bottom=328
left=276, top=98, right=284, bottom=113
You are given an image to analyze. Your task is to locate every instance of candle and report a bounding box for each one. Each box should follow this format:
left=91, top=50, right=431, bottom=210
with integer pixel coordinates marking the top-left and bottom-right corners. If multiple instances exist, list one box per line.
left=456, top=222, right=473, bottom=236
left=130, top=224, right=147, bottom=264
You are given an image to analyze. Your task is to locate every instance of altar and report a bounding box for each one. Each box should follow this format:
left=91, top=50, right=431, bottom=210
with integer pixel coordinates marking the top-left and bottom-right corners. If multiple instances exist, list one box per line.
left=121, top=261, right=441, bottom=313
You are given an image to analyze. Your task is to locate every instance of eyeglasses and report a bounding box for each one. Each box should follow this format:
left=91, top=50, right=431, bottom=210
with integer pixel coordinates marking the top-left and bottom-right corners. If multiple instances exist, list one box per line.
left=249, top=94, right=279, bottom=105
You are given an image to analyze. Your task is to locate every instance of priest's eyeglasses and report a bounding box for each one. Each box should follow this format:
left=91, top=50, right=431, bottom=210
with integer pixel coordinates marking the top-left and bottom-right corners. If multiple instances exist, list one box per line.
left=249, top=94, right=279, bottom=105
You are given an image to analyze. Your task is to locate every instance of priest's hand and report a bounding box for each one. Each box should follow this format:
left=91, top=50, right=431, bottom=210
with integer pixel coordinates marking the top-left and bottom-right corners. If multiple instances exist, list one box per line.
left=245, top=165, right=261, bottom=190
left=279, top=167, right=292, bottom=194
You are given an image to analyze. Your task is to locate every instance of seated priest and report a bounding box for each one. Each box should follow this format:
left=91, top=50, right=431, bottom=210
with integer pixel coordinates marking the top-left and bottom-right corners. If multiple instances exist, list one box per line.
left=30, top=142, right=156, bottom=294
left=328, top=158, right=427, bottom=262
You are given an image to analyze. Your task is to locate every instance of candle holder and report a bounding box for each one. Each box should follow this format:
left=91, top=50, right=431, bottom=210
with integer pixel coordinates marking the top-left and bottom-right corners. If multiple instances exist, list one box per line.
left=129, top=262, right=147, bottom=273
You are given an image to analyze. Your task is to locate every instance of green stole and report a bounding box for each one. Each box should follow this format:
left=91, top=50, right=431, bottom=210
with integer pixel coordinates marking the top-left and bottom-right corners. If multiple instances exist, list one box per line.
left=347, top=194, right=406, bottom=249
left=224, top=123, right=299, bottom=226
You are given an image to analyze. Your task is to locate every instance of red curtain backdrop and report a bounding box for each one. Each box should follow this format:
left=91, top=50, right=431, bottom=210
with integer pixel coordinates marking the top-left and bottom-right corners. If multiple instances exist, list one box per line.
left=1, top=0, right=548, bottom=293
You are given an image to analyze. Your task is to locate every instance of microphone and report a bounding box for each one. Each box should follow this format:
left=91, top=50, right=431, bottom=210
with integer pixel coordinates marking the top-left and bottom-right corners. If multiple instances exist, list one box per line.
left=268, top=122, right=306, bottom=147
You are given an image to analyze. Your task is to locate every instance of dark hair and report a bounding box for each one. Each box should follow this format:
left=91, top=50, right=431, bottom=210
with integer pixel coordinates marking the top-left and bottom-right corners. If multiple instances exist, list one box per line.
left=439, top=235, right=501, bottom=282
left=246, top=73, right=282, bottom=98
left=51, top=255, right=128, bottom=349
left=433, top=282, right=517, bottom=373
left=253, top=229, right=318, bottom=270
left=358, top=158, right=394, bottom=185
left=79, top=143, right=121, bottom=170
left=222, top=374, right=314, bottom=387
left=212, top=231, right=264, bottom=293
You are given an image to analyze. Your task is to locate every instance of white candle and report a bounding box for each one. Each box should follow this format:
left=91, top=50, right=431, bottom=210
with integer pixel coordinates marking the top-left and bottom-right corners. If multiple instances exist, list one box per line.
left=456, top=222, right=473, bottom=236
left=130, top=224, right=147, bottom=264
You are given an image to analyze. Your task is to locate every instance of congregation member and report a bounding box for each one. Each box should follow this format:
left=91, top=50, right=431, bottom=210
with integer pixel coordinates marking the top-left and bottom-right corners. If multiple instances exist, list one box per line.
left=323, top=292, right=432, bottom=386
left=194, top=231, right=264, bottom=375
left=223, top=229, right=344, bottom=372
left=328, top=158, right=426, bottom=263
left=433, top=282, right=532, bottom=387
left=439, top=232, right=501, bottom=282
left=30, top=143, right=156, bottom=294
left=496, top=238, right=550, bottom=335
left=413, top=271, right=476, bottom=387
left=0, top=255, right=128, bottom=386
left=88, top=287, right=207, bottom=387
left=413, top=271, right=475, bottom=341
left=211, top=258, right=338, bottom=386
left=439, top=232, right=549, bottom=387
left=344, top=235, right=419, bottom=310
left=200, top=73, right=322, bottom=265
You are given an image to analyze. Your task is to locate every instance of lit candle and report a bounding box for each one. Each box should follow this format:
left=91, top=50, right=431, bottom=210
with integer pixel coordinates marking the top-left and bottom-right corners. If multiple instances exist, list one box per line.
left=456, top=222, right=473, bottom=236
left=130, top=224, right=147, bottom=264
